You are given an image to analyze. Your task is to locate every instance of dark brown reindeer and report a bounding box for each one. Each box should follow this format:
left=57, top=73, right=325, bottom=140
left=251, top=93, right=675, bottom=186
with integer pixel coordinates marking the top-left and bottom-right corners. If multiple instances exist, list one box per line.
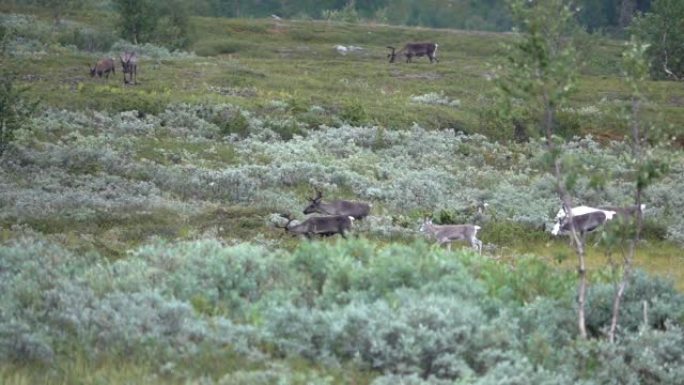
left=387, top=43, right=439, bottom=63
left=120, top=51, right=138, bottom=84
left=90, top=58, right=116, bottom=79
left=277, top=213, right=354, bottom=239
left=303, top=190, right=372, bottom=220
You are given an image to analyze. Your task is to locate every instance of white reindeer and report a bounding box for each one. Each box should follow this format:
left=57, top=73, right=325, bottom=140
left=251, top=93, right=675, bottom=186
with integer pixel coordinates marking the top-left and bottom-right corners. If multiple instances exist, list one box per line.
left=419, top=218, right=482, bottom=253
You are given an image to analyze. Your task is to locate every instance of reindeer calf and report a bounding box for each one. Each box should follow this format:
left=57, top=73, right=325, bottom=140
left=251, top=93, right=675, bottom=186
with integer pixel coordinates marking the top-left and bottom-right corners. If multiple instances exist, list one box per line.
left=420, top=218, right=482, bottom=253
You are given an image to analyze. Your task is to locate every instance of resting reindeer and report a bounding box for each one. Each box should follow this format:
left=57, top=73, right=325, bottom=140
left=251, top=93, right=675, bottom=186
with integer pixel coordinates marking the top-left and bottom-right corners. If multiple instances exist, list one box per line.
left=419, top=218, right=482, bottom=253
left=387, top=43, right=439, bottom=63
left=90, top=58, right=115, bottom=79
left=303, top=190, right=371, bottom=220
left=120, top=51, right=138, bottom=84
left=277, top=213, right=354, bottom=239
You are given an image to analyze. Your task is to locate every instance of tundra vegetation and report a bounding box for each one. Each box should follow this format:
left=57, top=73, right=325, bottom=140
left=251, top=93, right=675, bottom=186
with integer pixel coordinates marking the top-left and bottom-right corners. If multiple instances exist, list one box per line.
left=1, top=1, right=684, bottom=384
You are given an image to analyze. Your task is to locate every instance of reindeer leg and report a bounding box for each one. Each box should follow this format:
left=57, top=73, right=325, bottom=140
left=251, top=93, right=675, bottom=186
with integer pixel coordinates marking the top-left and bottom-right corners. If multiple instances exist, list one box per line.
left=472, top=238, right=483, bottom=254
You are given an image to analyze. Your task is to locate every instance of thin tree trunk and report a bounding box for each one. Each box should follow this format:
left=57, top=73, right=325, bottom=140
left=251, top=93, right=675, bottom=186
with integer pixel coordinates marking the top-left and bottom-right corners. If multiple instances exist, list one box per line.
left=608, top=96, right=643, bottom=343
left=543, top=90, right=587, bottom=339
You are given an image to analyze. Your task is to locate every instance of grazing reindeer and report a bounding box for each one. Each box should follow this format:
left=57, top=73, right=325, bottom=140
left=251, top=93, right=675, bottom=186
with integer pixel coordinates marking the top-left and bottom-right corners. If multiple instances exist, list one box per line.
left=90, top=58, right=116, bottom=79
left=387, top=43, right=439, bottom=63
left=419, top=218, right=482, bottom=253
left=303, top=190, right=371, bottom=220
left=120, top=51, right=138, bottom=84
left=277, top=213, right=354, bottom=239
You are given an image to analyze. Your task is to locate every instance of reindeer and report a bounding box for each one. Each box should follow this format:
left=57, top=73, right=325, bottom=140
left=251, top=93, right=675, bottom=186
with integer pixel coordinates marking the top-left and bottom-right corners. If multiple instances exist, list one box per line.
left=551, top=205, right=617, bottom=236
left=277, top=213, right=354, bottom=239
left=303, top=190, right=371, bottom=220
left=120, top=51, right=138, bottom=84
left=90, top=58, right=116, bottom=79
left=419, top=218, right=482, bottom=253
left=387, top=43, right=439, bottom=64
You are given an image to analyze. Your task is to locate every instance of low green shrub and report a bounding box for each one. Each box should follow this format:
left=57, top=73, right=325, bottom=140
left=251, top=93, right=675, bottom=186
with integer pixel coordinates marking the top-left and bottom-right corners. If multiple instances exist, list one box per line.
left=585, top=271, right=684, bottom=338
left=194, top=39, right=250, bottom=57
left=480, top=220, right=550, bottom=246
left=57, top=27, right=117, bottom=53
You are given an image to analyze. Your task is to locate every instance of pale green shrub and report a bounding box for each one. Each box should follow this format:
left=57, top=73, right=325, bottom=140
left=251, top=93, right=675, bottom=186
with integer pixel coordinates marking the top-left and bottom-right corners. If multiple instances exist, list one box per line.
left=3, top=105, right=684, bottom=246
left=410, top=92, right=460, bottom=107
left=110, top=40, right=196, bottom=60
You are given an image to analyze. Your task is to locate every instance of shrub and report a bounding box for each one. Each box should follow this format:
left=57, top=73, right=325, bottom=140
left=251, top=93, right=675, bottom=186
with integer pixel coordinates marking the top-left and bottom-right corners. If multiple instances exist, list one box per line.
left=340, top=100, right=368, bottom=125
left=585, top=270, right=684, bottom=338
left=0, top=72, right=36, bottom=156
left=57, top=27, right=118, bottom=52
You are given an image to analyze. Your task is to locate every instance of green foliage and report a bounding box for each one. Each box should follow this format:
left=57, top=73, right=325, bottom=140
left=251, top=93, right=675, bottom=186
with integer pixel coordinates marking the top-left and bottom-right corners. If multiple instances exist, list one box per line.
left=322, top=2, right=361, bottom=23
left=632, top=0, right=684, bottom=80
left=0, top=236, right=683, bottom=383
left=0, top=23, right=11, bottom=56
left=112, top=0, right=193, bottom=49
left=78, top=84, right=169, bottom=115
left=35, top=0, right=86, bottom=25
left=56, top=26, right=118, bottom=52
left=480, top=220, right=549, bottom=247
left=586, top=271, right=684, bottom=338
left=0, top=72, right=35, bottom=156
left=340, top=100, right=368, bottom=125
left=218, top=109, right=249, bottom=137
left=0, top=7, right=684, bottom=383
left=495, top=0, right=579, bottom=139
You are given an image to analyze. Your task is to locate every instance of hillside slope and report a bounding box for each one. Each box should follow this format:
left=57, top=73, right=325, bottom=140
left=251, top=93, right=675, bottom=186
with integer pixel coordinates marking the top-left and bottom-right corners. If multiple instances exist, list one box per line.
left=2, top=8, right=684, bottom=385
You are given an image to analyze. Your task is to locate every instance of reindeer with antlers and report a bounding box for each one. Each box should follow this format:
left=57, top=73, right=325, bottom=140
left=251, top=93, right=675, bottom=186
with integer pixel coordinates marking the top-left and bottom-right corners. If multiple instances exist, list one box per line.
left=303, top=190, right=371, bottom=220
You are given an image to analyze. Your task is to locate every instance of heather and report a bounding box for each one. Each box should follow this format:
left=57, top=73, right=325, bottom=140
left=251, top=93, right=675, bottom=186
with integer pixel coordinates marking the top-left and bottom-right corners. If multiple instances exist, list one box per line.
left=2, top=4, right=684, bottom=384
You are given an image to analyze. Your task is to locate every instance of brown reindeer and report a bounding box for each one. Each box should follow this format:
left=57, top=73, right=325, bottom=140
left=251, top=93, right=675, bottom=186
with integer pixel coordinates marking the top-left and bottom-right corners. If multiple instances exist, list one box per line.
left=303, top=190, right=371, bottom=220
left=120, top=51, right=138, bottom=84
left=387, top=43, right=439, bottom=64
left=277, top=213, right=354, bottom=239
left=90, top=58, right=116, bottom=79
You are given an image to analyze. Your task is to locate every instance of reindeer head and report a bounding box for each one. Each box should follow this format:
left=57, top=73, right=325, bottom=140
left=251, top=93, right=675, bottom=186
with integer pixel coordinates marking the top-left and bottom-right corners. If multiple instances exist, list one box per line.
left=303, top=190, right=323, bottom=215
left=89, top=65, right=97, bottom=77
left=419, top=218, right=433, bottom=233
left=120, top=52, right=136, bottom=70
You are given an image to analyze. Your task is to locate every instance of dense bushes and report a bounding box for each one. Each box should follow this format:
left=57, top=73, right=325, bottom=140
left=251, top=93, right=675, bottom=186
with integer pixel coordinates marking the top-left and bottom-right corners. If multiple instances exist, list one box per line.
left=1, top=237, right=682, bottom=383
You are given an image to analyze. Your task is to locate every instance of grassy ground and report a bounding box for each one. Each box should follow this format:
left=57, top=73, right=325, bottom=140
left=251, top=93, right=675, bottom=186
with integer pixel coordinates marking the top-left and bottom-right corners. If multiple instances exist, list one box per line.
left=4, top=12, right=684, bottom=141
left=1, top=9, right=681, bottom=284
